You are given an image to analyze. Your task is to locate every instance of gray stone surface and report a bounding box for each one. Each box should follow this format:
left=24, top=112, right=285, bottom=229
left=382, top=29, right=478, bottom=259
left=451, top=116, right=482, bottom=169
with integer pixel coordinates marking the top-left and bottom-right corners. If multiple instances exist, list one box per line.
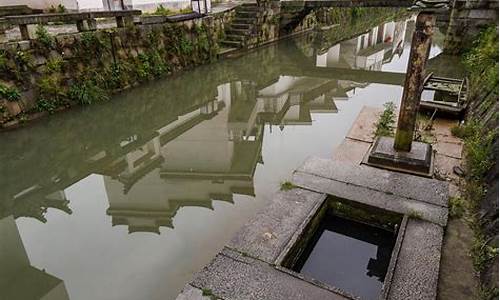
left=296, top=157, right=448, bottom=207
left=345, top=106, right=382, bottom=143
left=176, top=284, right=213, bottom=300
left=331, top=138, right=371, bottom=164
left=388, top=219, right=444, bottom=300
left=292, top=171, right=448, bottom=226
left=368, top=136, right=433, bottom=175
left=228, top=189, right=326, bottom=264
left=191, top=248, right=349, bottom=300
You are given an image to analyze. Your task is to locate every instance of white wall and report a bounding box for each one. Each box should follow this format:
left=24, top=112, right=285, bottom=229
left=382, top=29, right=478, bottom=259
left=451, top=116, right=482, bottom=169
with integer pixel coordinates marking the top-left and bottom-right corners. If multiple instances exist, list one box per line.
left=2, top=0, right=79, bottom=10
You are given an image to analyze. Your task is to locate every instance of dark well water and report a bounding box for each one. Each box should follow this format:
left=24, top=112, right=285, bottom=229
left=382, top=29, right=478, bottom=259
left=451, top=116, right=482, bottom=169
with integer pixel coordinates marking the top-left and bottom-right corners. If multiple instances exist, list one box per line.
left=0, top=14, right=449, bottom=300
left=293, top=216, right=397, bottom=299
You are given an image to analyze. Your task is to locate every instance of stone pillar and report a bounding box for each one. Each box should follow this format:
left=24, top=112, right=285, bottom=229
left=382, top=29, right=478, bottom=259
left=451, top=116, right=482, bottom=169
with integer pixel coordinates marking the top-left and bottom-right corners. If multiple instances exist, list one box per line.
left=393, top=12, right=435, bottom=152
left=19, top=24, right=30, bottom=40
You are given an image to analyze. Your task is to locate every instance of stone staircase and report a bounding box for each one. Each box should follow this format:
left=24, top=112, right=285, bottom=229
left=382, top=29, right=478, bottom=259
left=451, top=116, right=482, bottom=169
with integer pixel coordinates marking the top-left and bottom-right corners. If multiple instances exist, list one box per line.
left=221, top=3, right=260, bottom=48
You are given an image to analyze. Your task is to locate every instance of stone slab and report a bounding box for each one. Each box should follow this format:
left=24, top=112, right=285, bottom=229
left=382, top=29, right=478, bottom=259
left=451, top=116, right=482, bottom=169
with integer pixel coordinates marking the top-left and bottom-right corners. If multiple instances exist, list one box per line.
left=434, top=153, right=462, bottom=182
left=176, top=285, right=212, bottom=300
left=367, top=136, right=433, bottom=176
left=228, top=189, right=326, bottom=264
left=292, top=171, right=448, bottom=226
left=388, top=219, right=444, bottom=300
left=434, top=140, right=463, bottom=159
left=345, top=106, right=382, bottom=143
left=331, top=138, right=371, bottom=164
left=296, top=157, right=448, bottom=207
left=190, top=248, right=349, bottom=300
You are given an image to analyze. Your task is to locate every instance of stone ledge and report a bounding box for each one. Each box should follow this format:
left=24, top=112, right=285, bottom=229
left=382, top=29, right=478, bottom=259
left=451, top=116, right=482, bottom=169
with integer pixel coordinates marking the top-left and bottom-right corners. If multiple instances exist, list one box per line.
left=186, top=247, right=350, bottom=300
left=295, top=157, right=448, bottom=208
left=387, top=219, right=444, bottom=300
left=228, top=189, right=326, bottom=264
left=292, top=170, right=448, bottom=226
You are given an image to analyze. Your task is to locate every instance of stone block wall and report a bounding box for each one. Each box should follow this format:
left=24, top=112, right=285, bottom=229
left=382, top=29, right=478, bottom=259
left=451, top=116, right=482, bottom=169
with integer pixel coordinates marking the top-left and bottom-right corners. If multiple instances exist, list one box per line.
left=0, top=11, right=235, bottom=128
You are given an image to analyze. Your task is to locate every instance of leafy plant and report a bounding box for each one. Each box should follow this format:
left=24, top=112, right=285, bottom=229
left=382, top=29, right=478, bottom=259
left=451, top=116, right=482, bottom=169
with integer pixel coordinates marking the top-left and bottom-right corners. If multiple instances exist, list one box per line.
left=154, top=4, right=172, bottom=16
left=179, top=36, right=193, bottom=55
left=36, top=98, right=57, bottom=113
left=471, top=232, right=499, bottom=273
left=0, top=84, right=21, bottom=102
left=373, top=102, right=396, bottom=137
left=46, top=57, right=64, bottom=73
left=448, top=196, right=466, bottom=218
left=35, top=25, right=54, bottom=49
left=69, top=79, right=109, bottom=105
left=463, top=26, right=498, bottom=89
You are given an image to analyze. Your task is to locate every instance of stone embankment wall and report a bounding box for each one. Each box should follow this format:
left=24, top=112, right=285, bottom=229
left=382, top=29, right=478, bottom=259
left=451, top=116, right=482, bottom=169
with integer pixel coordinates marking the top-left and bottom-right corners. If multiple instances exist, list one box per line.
left=0, top=5, right=397, bottom=129
left=459, top=25, right=498, bottom=296
left=0, top=11, right=234, bottom=128
left=444, top=0, right=498, bottom=54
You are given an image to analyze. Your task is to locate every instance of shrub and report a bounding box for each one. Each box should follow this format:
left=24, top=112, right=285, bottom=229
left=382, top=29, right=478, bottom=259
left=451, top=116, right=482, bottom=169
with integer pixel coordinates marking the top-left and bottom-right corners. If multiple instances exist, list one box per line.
left=35, top=25, right=54, bottom=49
left=69, top=79, right=109, bottom=105
left=36, top=98, right=57, bottom=113
left=0, top=84, right=21, bottom=102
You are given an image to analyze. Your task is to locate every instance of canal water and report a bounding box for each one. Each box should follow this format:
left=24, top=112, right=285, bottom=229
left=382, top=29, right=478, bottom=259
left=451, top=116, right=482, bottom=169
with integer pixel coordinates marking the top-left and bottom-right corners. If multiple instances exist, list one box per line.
left=1, top=14, right=447, bottom=300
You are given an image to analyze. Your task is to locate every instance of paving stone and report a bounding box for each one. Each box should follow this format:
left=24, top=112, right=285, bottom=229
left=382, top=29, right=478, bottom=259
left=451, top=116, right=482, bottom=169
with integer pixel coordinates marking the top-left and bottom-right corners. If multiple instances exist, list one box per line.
left=228, top=189, right=326, bottom=264
left=388, top=219, right=444, bottom=300
left=434, top=153, right=462, bottom=182
left=292, top=171, right=448, bottom=226
left=296, top=157, right=449, bottom=207
left=190, top=248, right=349, bottom=300
left=176, top=284, right=212, bottom=300
left=331, top=138, right=371, bottom=164
left=434, top=141, right=463, bottom=159
left=345, top=106, right=382, bottom=143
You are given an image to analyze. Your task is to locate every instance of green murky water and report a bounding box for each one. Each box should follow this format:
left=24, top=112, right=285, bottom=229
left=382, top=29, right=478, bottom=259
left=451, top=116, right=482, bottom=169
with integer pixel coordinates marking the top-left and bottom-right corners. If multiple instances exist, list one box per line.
left=0, top=14, right=447, bottom=300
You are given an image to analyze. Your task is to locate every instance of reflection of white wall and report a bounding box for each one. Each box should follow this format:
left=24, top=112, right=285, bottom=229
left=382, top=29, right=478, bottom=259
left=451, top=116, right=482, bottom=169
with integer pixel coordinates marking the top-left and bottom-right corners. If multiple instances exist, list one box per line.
left=259, top=76, right=299, bottom=96
left=123, top=0, right=190, bottom=11
left=2, top=0, right=80, bottom=10
left=163, top=107, right=234, bottom=173
left=316, top=44, right=340, bottom=68
left=0, top=216, right=69, bottom=300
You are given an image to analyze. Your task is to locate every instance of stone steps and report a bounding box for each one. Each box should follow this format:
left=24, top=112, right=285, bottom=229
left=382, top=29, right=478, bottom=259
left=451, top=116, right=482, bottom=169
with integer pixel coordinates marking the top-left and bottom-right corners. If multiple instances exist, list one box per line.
left=231, top=23, right=252, bottom=29
left=221, top=40, right=242, bottom=47
left=233, top=17, right=257, bottom=24
left=226, top=34, right=246, bottom=41
left=226, top=27, right=251, bottom=35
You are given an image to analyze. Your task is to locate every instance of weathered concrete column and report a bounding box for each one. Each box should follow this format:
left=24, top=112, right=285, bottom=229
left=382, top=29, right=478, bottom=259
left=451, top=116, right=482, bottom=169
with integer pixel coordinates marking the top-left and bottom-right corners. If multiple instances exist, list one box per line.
left=394, top=12, right=435, bottom=152
left=19, top=24, right=30, bottom=40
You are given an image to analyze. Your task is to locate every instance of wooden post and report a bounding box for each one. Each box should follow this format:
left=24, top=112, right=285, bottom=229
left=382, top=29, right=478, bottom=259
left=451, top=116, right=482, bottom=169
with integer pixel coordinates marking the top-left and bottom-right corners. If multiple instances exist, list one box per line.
left=393, top=12, right=435, bottom=152
left=116, top=16, right=124, bottom=28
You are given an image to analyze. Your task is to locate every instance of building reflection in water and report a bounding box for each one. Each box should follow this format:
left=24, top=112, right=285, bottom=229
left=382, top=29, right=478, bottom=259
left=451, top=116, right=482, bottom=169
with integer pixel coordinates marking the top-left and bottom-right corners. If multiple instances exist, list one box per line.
left=0, top=17, right=421, bottom=299
left=315, top=20, right=407, bottom=70
left=0, top=215, right=70, bottom=300
left=0, top=18, right=411, bottom=236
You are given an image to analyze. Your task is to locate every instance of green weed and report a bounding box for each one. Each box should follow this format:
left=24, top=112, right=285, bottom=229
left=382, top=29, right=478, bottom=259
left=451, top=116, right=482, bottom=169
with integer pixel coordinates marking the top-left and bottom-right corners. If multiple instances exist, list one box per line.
left=35, top=25, right=54, bottom=49
left=373, top=102, right=396, bottom=137
left=280, top=181, right=297, bottom=191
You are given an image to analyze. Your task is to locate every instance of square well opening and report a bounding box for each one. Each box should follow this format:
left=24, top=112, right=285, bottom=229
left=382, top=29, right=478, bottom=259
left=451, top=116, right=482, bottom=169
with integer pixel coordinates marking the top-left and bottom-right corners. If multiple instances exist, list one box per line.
left=281, top=197, right=403, bottom=300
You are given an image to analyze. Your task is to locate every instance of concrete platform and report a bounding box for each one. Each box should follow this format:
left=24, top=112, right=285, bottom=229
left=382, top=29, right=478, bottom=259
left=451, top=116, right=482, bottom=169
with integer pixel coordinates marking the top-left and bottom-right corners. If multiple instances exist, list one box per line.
left=187, top=248, right=350, bottom=300
left=366, top=136, right=434, bottom=177
left=228, top=189, right=326, bottom=264
left=177, top=106, right=452, bottom=300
